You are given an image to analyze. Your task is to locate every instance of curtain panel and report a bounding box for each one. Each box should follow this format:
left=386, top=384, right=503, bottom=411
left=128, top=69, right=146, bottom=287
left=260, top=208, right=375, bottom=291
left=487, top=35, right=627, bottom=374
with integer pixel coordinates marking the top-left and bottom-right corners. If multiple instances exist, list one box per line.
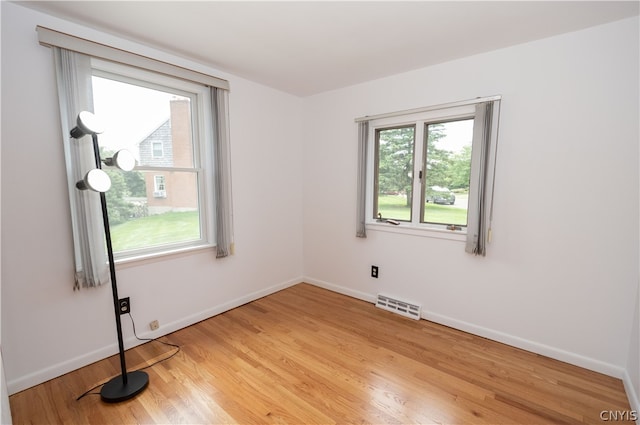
left=356, top=120, right=369, bottom=238
left=53, top=47, right=110, bottom=289
left=465, top=100, right=500, bottom=256
left=211, top=87, right=234, bottom=258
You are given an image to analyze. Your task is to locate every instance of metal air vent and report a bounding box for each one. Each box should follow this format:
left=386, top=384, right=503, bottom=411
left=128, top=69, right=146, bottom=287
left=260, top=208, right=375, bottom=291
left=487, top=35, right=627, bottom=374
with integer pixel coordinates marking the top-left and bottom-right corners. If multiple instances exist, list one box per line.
left=375, top=294, right=421, bottom=320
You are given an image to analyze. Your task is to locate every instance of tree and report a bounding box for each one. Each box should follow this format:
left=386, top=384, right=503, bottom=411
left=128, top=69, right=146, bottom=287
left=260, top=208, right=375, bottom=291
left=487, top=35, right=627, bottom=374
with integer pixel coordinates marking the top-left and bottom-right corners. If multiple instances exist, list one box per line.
left=104, top=169, right=134, bottom=225
left=99, top=147, right=145, bottom=224
left=377, top=127, right=415, bottom=206
left=424, top=123, right=450, bottom=188
left=377, top=124, right=452, bottom=207
left=448, top=145, right=472, bottom=190
left=123, top=170, right=146, bottom=197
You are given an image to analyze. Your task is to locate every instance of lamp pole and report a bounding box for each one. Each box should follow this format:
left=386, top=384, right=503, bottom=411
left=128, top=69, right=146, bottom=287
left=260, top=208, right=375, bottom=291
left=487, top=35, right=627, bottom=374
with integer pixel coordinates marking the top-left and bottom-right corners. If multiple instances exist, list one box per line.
left=91, top=133, right=148, bottom=402
left=72, top=112, right=148, bottom=402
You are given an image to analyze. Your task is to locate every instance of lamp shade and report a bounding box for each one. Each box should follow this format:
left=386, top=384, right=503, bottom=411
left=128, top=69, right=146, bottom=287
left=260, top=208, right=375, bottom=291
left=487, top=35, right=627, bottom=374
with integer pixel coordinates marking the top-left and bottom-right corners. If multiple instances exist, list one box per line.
left=76, top=169, right=111, bottom=192
left=70, top=111, right=104, bottom=139
left=104, top=149, right=136, bottom=172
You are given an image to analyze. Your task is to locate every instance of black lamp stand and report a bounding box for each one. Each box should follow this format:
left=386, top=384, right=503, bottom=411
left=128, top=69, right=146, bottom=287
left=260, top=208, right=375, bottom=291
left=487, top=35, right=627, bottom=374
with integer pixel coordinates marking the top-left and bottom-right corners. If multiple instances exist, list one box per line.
left=88, top=133, right=149, bottom=403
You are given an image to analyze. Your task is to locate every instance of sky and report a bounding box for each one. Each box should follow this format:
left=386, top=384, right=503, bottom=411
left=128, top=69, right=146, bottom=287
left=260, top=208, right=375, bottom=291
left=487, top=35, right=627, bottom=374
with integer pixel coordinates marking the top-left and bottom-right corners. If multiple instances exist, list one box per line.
left=91, top=76, right=186, bottom=157
left=434, top=119, right=473, bottom=153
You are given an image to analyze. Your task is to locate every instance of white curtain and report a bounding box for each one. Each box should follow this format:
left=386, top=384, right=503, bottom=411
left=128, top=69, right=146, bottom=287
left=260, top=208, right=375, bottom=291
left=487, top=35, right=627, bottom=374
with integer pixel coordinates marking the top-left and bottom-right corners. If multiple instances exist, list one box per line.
left=356, top=121, right=369, bottom=238
left=53, top=47, right=109, bottom=288
left=211, top=87, right=234, bottom=258
left=466, top=100, right=501, bottom=256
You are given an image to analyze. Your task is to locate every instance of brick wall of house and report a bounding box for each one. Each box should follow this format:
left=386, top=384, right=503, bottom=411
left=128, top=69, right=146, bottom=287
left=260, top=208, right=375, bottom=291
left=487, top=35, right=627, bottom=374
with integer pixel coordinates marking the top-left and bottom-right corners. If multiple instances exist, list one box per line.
left=145, top=98, right=199, bottom=214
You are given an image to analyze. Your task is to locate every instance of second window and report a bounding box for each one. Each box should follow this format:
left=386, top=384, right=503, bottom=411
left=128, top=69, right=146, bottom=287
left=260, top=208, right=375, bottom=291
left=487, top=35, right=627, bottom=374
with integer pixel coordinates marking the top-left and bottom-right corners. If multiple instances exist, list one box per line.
left=372, top=107, right=475, bottom=230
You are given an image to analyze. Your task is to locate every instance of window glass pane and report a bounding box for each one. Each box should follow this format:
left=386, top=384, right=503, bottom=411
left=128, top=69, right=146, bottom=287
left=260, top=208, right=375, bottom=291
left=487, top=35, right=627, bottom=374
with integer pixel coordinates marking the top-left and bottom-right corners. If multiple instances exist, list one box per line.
left=92, top=76, right=201, bottom=254
left=109, top=171, right=201, bottom=252
left=375, top=126, right=415, bottom=221
left=422, top=119, right=473, bottom=226
left=152, top=142, right=164, bottom=158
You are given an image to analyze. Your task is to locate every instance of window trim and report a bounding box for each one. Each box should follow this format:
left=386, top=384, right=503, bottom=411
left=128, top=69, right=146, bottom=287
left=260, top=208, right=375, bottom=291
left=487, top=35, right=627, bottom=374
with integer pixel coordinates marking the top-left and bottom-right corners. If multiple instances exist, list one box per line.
left=366, top=104, right=478, bottom=239
left=355, top=95, right=501, bottom=122
left=91, top=60, right=216, bottom=262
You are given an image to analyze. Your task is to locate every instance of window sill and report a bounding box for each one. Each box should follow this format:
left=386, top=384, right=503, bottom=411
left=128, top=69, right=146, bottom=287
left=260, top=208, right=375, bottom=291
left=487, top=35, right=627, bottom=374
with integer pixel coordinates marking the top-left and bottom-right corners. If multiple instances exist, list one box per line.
left=114, top=243, right=216, bottom=269
left=366, top=221, right=466, bottom=242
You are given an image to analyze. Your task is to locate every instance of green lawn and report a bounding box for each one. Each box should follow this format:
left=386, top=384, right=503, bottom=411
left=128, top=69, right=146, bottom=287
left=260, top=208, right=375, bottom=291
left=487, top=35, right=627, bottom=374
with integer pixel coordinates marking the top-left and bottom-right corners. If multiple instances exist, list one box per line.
left=377, top=195, right=467, bottom=226
left=110, top=211, right=200, bottom=252
left=110, top=197, right=465, bottom=252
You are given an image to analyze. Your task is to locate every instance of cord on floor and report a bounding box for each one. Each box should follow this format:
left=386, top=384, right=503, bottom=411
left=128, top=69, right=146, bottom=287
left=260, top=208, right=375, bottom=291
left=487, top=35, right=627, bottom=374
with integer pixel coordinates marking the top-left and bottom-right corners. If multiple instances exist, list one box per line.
left=75, top=313, right=181, bottom=401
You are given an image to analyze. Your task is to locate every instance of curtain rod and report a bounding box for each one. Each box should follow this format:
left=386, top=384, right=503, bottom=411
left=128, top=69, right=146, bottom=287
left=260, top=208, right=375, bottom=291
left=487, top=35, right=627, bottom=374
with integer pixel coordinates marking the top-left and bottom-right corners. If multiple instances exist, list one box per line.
left=36, top=25, right=230, bottom=91
left=354, top=95, right=501, bottom=123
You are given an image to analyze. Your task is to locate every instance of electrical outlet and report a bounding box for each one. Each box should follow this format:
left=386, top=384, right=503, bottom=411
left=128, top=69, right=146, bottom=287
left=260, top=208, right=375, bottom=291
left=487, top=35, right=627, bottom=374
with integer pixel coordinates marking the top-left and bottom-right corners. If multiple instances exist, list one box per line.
left=149, top=320, right=159, bottom=331
left=118, top=297, right=130, bottom=315
left=371, top=265, right=379, bottom=278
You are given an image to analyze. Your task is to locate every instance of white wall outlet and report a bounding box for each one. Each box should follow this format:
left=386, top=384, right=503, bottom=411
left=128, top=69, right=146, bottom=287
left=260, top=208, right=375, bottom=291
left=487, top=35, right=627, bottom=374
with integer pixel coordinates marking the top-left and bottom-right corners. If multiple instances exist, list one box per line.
left=149, top=320, right=159, bottom=331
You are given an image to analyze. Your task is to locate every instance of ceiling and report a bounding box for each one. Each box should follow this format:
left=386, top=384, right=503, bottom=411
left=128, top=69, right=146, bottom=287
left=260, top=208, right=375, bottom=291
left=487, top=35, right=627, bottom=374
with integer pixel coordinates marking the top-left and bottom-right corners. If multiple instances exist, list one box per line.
left=19, top=1, right=640, bottom=97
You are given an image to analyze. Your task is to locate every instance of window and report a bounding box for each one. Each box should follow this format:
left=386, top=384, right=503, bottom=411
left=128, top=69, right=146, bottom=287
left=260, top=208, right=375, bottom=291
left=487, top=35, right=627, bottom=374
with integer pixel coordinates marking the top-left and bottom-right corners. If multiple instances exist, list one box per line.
left=422, top=119, right=473, bottom=226
left=40, top=25, right=233, bottom=288
left=362, top=98, right=500, bottom=249
left=152, top=142, right=164, bottom=158
left=374, top=125, right=416, bottom=221
left=374, top=118, right=474, bottom=228
left=91, top=60, right=213, bottom=258
left=153, top=175, right=167, bottom=198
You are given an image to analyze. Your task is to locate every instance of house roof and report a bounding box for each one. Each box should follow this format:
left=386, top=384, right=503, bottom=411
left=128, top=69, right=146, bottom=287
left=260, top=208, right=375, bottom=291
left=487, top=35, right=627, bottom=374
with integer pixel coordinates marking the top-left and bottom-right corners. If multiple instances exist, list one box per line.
left=138, top=119, right=170, bottom=146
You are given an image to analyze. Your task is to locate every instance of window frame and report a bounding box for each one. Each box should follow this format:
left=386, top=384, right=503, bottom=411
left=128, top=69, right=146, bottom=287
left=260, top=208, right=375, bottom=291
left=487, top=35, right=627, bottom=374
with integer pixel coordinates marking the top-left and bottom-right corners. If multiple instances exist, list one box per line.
left=420, top=117, right=475, bottom=226
left=373, top=123, right=416, bottom=223
left=91, top=59, right=215, bottom=261
left=366, top=104, right=477, bottom=241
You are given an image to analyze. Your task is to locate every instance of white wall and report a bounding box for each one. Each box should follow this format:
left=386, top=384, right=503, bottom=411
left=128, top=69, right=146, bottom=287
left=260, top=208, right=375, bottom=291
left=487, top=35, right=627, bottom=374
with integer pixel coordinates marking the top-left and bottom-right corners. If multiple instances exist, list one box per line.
left=0, top=2, right=304, bottom=394
left=1, top=0, right=639, bottom=411
left=303, top=16, right=639, bottom=379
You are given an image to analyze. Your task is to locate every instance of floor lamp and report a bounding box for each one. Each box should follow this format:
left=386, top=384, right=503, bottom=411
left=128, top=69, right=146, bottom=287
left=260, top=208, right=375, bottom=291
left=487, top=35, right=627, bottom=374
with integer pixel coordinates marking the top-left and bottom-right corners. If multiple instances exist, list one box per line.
left=71, top=111, right=149, bottom=403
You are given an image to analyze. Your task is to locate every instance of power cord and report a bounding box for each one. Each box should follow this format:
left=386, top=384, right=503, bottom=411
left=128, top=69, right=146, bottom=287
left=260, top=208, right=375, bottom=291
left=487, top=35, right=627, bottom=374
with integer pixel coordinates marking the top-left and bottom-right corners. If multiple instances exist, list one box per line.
left=76, top=313, right=181, bottom=400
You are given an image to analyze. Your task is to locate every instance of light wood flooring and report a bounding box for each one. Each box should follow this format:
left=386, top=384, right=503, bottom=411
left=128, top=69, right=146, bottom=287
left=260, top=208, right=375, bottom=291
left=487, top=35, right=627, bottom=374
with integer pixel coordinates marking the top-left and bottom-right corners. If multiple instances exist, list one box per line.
left=9, top=283, right=633, bottom=424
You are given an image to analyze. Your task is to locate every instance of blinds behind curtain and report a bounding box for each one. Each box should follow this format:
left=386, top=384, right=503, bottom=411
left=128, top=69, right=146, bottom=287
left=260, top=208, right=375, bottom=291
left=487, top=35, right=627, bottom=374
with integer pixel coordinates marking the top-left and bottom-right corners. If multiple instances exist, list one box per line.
left=211, top=87, right=234, bottom=258
left=465, top=100, right=500, bottom=256
left=356, top=121, right=369, bottom=238
left=53, top=47, right=110, bottom=288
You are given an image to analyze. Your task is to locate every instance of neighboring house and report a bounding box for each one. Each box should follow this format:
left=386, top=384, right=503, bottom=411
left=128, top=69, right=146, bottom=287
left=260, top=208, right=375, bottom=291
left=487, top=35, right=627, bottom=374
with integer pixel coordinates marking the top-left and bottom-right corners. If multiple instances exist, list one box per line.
left=137, top=99, right=198, bottom=215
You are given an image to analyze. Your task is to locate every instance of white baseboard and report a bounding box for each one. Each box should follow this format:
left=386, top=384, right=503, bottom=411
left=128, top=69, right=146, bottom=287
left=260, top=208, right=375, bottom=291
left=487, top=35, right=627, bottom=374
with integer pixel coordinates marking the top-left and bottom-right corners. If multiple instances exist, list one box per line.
left=303, top=277, right=626, bottom=379
left=134, top=277, right=300, bottom=342
left=423, top=310, right=625, bottom=379
left=6, top=278, right=300, bottom=395
left=303, top=277, right=376, bottom=304
left=622, top=369, right=640, bottom=424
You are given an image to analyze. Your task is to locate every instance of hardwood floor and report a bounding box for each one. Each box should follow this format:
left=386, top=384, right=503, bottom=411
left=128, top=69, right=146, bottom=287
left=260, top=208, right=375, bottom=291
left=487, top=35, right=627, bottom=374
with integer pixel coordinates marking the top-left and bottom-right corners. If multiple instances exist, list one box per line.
left=9, top=283, right=633, bottom=424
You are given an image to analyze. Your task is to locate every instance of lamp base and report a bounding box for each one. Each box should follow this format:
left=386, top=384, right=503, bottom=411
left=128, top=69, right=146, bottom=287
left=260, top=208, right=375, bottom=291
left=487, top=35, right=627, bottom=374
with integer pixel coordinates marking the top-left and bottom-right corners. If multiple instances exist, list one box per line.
left=100, top=370, right=149, bottom=403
